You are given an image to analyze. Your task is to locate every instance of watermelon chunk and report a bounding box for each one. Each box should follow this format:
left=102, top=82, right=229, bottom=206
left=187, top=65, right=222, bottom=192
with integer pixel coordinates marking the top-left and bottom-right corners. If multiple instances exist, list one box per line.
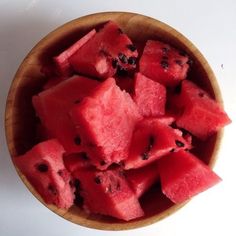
left=63, top=152, right=91, bottom=173
left=33, top=75, right=100, bottom=153
left=54, top=29, right=96, bottom=76
left=70, top=77, right=141, bottom=169
left=125, top=162, right=159, bottom=198
left=139, top=40, right=189, bottom=86
left=69, top=21, right=138, bottom=79
left=73, top=169, right=144, bottom=221
left=157, top=150, right=222, bottom=203
left=124, top=118, right=191, bottom=169
left=14, top=139, right=74, bottom=209
left=175, top=80, right=231, bottom=139
left=133, top=72, right=166, bottom=117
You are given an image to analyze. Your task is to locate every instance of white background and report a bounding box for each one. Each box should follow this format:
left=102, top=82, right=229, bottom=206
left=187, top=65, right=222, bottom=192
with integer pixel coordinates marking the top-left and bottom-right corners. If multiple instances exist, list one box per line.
left=0, top=1, right=236, bottom=235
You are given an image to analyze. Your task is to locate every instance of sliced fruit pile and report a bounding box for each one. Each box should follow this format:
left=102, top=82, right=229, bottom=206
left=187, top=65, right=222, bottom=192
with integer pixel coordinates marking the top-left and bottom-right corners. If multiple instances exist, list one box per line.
left=15, top=21, right=231, bottom=221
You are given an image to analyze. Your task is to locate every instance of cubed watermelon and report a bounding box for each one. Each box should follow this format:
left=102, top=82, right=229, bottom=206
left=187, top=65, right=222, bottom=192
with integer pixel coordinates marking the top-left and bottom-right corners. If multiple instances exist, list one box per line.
left=124, top=118, right=191, bottom=169
left=125, top=162, right=159, bottom=198
left=70, top=77, right=141, bottom=169
left=139, top=40, right=189, bottom=86
left=157, top=150, right=221, bottom=203
left=73, top=169, right=144, bottom=221
left=14, top=139, right=74, bottom=209
left=69, top=21, right=138, bottom=79
left=175, top=80, right=231, bottom=139
left=54, top=29, right=96, bottom=76
left=32, top=75, right=100, bottom=153
left=133, top=72, right=166, bottom=117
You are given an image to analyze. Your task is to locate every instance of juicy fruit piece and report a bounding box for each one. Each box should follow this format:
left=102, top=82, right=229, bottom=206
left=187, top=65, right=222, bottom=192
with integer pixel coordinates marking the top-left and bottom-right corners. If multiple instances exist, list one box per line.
left=14, top=139, right=74, bottom=209
left=126, top=162, right=159, bottom=198
left=139, top=40, right=189, bottom=86
left=175, top=80, right=231, bottom=139
left=125, top=118, right=191, bottom=169
left=70, top=77, right=141, bottom=169
left=133, top=73, right=166, bottom=117
left=157, top=150, right=221, bottom=203
left=63, top=153, right=91, bottom=173
left=33, top=75, right=99, bottom=153
left=69, top=21, right=138, bottom=79
left=54, top=29, right=96, bottom=76
left=73, top=169, right=144, bottom=221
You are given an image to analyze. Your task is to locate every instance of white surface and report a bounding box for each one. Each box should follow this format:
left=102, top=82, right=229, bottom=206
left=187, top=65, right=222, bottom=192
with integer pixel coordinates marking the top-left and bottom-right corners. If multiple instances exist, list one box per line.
left=0, top=1, right=236, bottom=235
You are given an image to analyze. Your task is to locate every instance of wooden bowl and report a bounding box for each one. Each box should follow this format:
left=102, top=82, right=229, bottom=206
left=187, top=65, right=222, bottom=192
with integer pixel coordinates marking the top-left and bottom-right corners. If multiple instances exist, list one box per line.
left=5, top=12, right=223, bottom=230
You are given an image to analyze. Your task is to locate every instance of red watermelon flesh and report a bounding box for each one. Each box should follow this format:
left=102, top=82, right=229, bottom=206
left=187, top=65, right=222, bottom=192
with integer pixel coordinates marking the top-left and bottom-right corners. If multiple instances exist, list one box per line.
left=175, top=80, right=231, bottom=139
left=124, top=118, right=191, bottom=170
left=69, top=21, right=138, bottom=79
left=14, top=139, right=74, bottom=209
left=157, top=150, right=222, bottom=203
left=32, top=75, right=100, bottom=153
left=133, top=72, right=166, bottom=117
left=54, top=29, right=96, bottom=76
left=70, top=77, right=142, bottom=169
left=139, top=40, right=189, bottom=86
left=63, top=152, right=91, bottom=173
left=125, top=162, right=159, bottom=198
left=73, top=169, right=144, bottom=221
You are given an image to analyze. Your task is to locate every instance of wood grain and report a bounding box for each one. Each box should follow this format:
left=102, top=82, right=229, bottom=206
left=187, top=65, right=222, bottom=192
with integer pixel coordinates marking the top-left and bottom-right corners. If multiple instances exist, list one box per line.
left=5, top=12, right=223, bottom=230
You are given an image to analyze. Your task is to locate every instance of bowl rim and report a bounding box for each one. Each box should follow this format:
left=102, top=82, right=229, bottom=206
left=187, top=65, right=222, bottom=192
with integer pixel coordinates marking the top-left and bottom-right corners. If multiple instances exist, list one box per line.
left=5, top=11, right=224, bottom=231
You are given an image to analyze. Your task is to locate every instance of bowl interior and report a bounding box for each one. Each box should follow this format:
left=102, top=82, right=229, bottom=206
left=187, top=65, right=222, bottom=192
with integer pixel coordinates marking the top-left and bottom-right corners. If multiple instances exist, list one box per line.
left=5, top=12, right=222, bottom=230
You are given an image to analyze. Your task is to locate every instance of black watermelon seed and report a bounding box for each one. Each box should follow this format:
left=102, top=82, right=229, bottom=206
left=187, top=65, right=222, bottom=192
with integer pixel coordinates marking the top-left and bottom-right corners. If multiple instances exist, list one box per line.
left=94, top=176, right=102, bottom=184
left=141, top=152, right=149, bottom=160
left=127, top=44, right=136, bottom=52
left=128, top=57, right=137, bottom=65
left=118, top=28, right=123, bottom=34
left=174, top=82, right=182, bottom=94
left=80, top=152, right=89, bottom=160
left=149, top=136, right=155, bottom=150
left=160, top=60, right=169, bottom=69
left=74, top=99, right=81, bottom=104
left=170, top=148, right=175, bottom=153
left=179, top=50, right=187, bottom=56
left=162, top=47, right=169, bottom=54
left=37, top=163, right=48, bottom=173
left=116, top=181, right=121, bottom=191
left=74, top=193, right=84, bottom=206
left=48, top=184, right=57, bottom=195
left=198, top=92, right=205, bottom=98
left=57, top=170, right=63, bottom=176
left=117, top=66, right=128, bottom=76
left=112, top=58, right=118, bottom=68
left=175, top=59, right=183, bottom=66
left=162, top=56, right=169, bottom=60
left=118, top=53, right=128, bottom=64
left=69, top=180, right=74, bottom=188
left=74, top=179, right=81, bottom=189
left=175, top=140, right=185, bottom=147
left=100, top=160, right=107, bottom=166
left=74, top=136, right=81, bottom=145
